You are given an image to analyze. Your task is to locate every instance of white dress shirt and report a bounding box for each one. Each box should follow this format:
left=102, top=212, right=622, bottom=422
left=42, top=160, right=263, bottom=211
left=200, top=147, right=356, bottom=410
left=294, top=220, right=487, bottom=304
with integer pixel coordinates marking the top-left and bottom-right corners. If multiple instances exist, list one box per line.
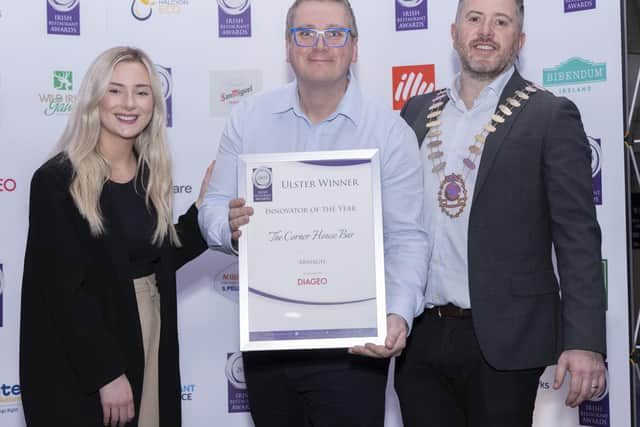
left=199, top=75, right=429, bottom=328
left=423, top=66, right=515, bottom=309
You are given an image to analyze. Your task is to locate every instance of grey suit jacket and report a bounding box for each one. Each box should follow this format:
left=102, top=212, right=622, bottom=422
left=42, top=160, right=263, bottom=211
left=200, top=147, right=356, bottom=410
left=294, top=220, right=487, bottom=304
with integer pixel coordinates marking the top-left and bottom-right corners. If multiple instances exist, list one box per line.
left=401, top=70, right=606, bottom=370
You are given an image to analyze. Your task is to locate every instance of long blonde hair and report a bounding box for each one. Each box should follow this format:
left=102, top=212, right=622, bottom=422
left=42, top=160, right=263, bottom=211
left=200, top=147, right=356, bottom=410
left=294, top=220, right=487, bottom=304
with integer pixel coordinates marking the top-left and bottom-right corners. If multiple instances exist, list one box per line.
left=57, top=46, right=180, bottom=246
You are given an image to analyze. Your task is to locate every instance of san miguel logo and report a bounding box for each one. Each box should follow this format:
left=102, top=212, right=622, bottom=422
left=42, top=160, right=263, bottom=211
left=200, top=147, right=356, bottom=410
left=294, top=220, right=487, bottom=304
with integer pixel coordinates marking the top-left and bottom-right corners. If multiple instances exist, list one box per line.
left=395, top=0, right=428, bottom=31
left=565, top=0, right=596, bottom=13
left=392, top=64, right=435, bottom=110
left=210, top=69, right=262, bottom=116
left=154, top=65, right=173, bottom=127
left=47, top=0, right=80, bottom=35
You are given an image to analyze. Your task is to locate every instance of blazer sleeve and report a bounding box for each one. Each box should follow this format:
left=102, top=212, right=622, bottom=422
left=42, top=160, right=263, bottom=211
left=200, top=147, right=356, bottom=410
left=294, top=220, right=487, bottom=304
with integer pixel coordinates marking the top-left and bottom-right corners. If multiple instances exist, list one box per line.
left=21, top=165, right=128, bottom=393
left=542, top=96, right=606, bottom=355
left=172, top=203, right=208, bottom=270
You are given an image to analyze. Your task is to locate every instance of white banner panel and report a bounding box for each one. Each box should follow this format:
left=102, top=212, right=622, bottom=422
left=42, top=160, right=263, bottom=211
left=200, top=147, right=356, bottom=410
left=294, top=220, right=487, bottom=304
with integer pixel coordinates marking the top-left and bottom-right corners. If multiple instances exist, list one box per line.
left=0, top=1, right=628, bottom=426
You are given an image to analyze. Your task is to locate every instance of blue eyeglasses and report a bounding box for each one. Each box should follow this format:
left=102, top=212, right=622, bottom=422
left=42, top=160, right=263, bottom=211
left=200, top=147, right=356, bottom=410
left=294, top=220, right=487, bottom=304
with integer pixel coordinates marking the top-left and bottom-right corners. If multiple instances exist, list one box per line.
left=290, top=27, right=353, bottom=48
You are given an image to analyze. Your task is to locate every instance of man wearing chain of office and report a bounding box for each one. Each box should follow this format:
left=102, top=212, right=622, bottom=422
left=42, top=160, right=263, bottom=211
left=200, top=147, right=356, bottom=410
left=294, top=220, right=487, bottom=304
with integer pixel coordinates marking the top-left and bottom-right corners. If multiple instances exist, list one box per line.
left=395, top=0, right=606, bottom=426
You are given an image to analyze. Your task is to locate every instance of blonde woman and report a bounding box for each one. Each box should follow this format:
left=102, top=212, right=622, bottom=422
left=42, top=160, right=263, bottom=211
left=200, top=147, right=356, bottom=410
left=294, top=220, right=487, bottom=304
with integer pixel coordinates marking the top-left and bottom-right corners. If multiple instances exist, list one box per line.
left=20, top=46, right=211, bottom=427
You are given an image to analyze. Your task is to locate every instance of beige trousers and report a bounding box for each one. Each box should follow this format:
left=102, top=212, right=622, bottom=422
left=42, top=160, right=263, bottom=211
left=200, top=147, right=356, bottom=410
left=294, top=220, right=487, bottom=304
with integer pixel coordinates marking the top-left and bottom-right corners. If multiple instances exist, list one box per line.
left=133, top=274, right=160, bottom=427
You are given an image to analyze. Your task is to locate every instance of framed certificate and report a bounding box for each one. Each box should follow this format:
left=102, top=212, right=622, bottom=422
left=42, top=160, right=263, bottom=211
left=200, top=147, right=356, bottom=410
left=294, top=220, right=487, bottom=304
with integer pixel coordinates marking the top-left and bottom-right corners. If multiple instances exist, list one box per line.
left=237, top=149, right=387, bottom=351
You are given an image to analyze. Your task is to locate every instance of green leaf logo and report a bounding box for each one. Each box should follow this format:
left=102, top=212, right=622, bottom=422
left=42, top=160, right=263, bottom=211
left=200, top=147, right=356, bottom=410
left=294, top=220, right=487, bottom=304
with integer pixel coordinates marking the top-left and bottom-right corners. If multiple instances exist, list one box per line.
left=53, top=70, right=73, bottom=91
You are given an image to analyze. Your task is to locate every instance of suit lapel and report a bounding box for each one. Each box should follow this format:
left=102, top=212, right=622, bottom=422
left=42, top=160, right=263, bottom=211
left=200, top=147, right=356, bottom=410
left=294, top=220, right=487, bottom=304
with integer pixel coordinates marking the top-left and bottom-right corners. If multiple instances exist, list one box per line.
left=411, top=94, right=451, bottom=148
left=472, top=70, right=529, bottom=204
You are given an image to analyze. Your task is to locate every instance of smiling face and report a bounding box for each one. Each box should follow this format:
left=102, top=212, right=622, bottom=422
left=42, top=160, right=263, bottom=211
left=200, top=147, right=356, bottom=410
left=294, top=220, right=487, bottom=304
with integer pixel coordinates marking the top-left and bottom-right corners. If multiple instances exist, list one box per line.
left=98, top=60, right=154, bottom=148
left=452, top=0, right=525, bottom=82
left=286, top=0, right=357, bottom=90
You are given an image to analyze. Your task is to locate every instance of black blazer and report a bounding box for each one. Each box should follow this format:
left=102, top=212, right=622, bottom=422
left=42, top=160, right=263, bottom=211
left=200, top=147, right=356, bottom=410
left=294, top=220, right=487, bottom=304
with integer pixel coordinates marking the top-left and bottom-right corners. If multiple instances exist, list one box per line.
left=401, top=70, right=606, bottom=370
left=19, top=154, right=207, bottom=426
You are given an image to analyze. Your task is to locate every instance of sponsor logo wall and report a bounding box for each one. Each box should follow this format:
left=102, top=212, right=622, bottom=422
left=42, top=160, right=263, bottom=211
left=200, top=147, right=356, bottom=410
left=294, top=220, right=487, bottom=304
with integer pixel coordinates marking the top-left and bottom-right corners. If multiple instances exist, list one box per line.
left=0, top=1, right=628, bottom=427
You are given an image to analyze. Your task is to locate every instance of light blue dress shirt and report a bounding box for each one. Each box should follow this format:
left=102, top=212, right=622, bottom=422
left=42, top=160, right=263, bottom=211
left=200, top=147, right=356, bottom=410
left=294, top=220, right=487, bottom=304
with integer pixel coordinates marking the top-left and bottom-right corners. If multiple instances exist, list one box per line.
left=198, top=76, right=429, bottom=327
left=423, top=66, right=514, bottom=309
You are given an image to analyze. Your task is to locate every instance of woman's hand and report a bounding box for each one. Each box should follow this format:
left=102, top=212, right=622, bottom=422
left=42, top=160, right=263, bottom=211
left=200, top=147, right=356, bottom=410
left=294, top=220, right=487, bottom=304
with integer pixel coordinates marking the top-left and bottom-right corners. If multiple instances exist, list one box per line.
left=98, top=374, right=134, bottom=427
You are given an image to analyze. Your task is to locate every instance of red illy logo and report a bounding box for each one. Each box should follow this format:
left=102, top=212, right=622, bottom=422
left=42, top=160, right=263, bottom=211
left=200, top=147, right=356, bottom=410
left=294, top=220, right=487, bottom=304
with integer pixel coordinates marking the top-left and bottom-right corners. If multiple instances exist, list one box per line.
left=392, top=64, right=435, bottom=110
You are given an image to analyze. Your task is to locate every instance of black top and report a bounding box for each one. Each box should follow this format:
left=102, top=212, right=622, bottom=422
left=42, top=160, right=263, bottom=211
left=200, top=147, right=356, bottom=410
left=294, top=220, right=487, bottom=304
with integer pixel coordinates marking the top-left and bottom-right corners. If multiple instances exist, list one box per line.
left=105, top=177, right=160, bottom=279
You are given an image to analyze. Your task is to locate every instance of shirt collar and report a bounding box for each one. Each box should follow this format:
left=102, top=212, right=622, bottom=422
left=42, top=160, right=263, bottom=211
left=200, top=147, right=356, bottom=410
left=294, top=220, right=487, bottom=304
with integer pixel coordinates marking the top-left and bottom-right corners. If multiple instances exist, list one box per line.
left=447, top=65, right=515, bottom=110
left=272, top=70, right=361, bottom=126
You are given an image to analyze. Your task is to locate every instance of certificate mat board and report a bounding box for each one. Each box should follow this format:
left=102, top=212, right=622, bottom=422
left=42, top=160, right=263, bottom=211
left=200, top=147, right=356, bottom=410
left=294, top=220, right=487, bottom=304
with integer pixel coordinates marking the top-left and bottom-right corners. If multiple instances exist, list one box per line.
left=238, top=149, right=387, bottom=351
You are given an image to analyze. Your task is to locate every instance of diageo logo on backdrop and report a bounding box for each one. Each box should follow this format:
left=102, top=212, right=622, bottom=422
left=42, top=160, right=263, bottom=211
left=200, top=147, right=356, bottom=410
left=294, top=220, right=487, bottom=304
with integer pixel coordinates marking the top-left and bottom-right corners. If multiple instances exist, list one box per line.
left=38, top=70, right=77, bottom=117
left=391, top=64, right=435, bottom=110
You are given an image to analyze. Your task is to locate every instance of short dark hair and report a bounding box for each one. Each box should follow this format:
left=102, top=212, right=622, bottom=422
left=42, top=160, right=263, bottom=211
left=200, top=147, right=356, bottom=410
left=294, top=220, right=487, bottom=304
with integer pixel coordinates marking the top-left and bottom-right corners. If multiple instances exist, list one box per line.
left=285, top=0, right=359, bottom=39
left=456, top=0, right=524, bottom=31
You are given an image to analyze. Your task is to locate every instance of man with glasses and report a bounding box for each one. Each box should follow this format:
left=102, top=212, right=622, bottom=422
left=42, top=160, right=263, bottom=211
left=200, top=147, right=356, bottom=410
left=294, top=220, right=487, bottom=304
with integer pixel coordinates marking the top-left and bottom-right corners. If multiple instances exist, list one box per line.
left=198, top=0, right=427, bottom=426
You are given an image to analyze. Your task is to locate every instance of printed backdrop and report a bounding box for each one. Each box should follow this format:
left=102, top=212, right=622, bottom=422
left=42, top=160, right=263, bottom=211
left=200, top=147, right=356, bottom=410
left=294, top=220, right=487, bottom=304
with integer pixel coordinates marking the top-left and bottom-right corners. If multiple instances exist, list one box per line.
left=0, top=1, right=629, bottom=426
